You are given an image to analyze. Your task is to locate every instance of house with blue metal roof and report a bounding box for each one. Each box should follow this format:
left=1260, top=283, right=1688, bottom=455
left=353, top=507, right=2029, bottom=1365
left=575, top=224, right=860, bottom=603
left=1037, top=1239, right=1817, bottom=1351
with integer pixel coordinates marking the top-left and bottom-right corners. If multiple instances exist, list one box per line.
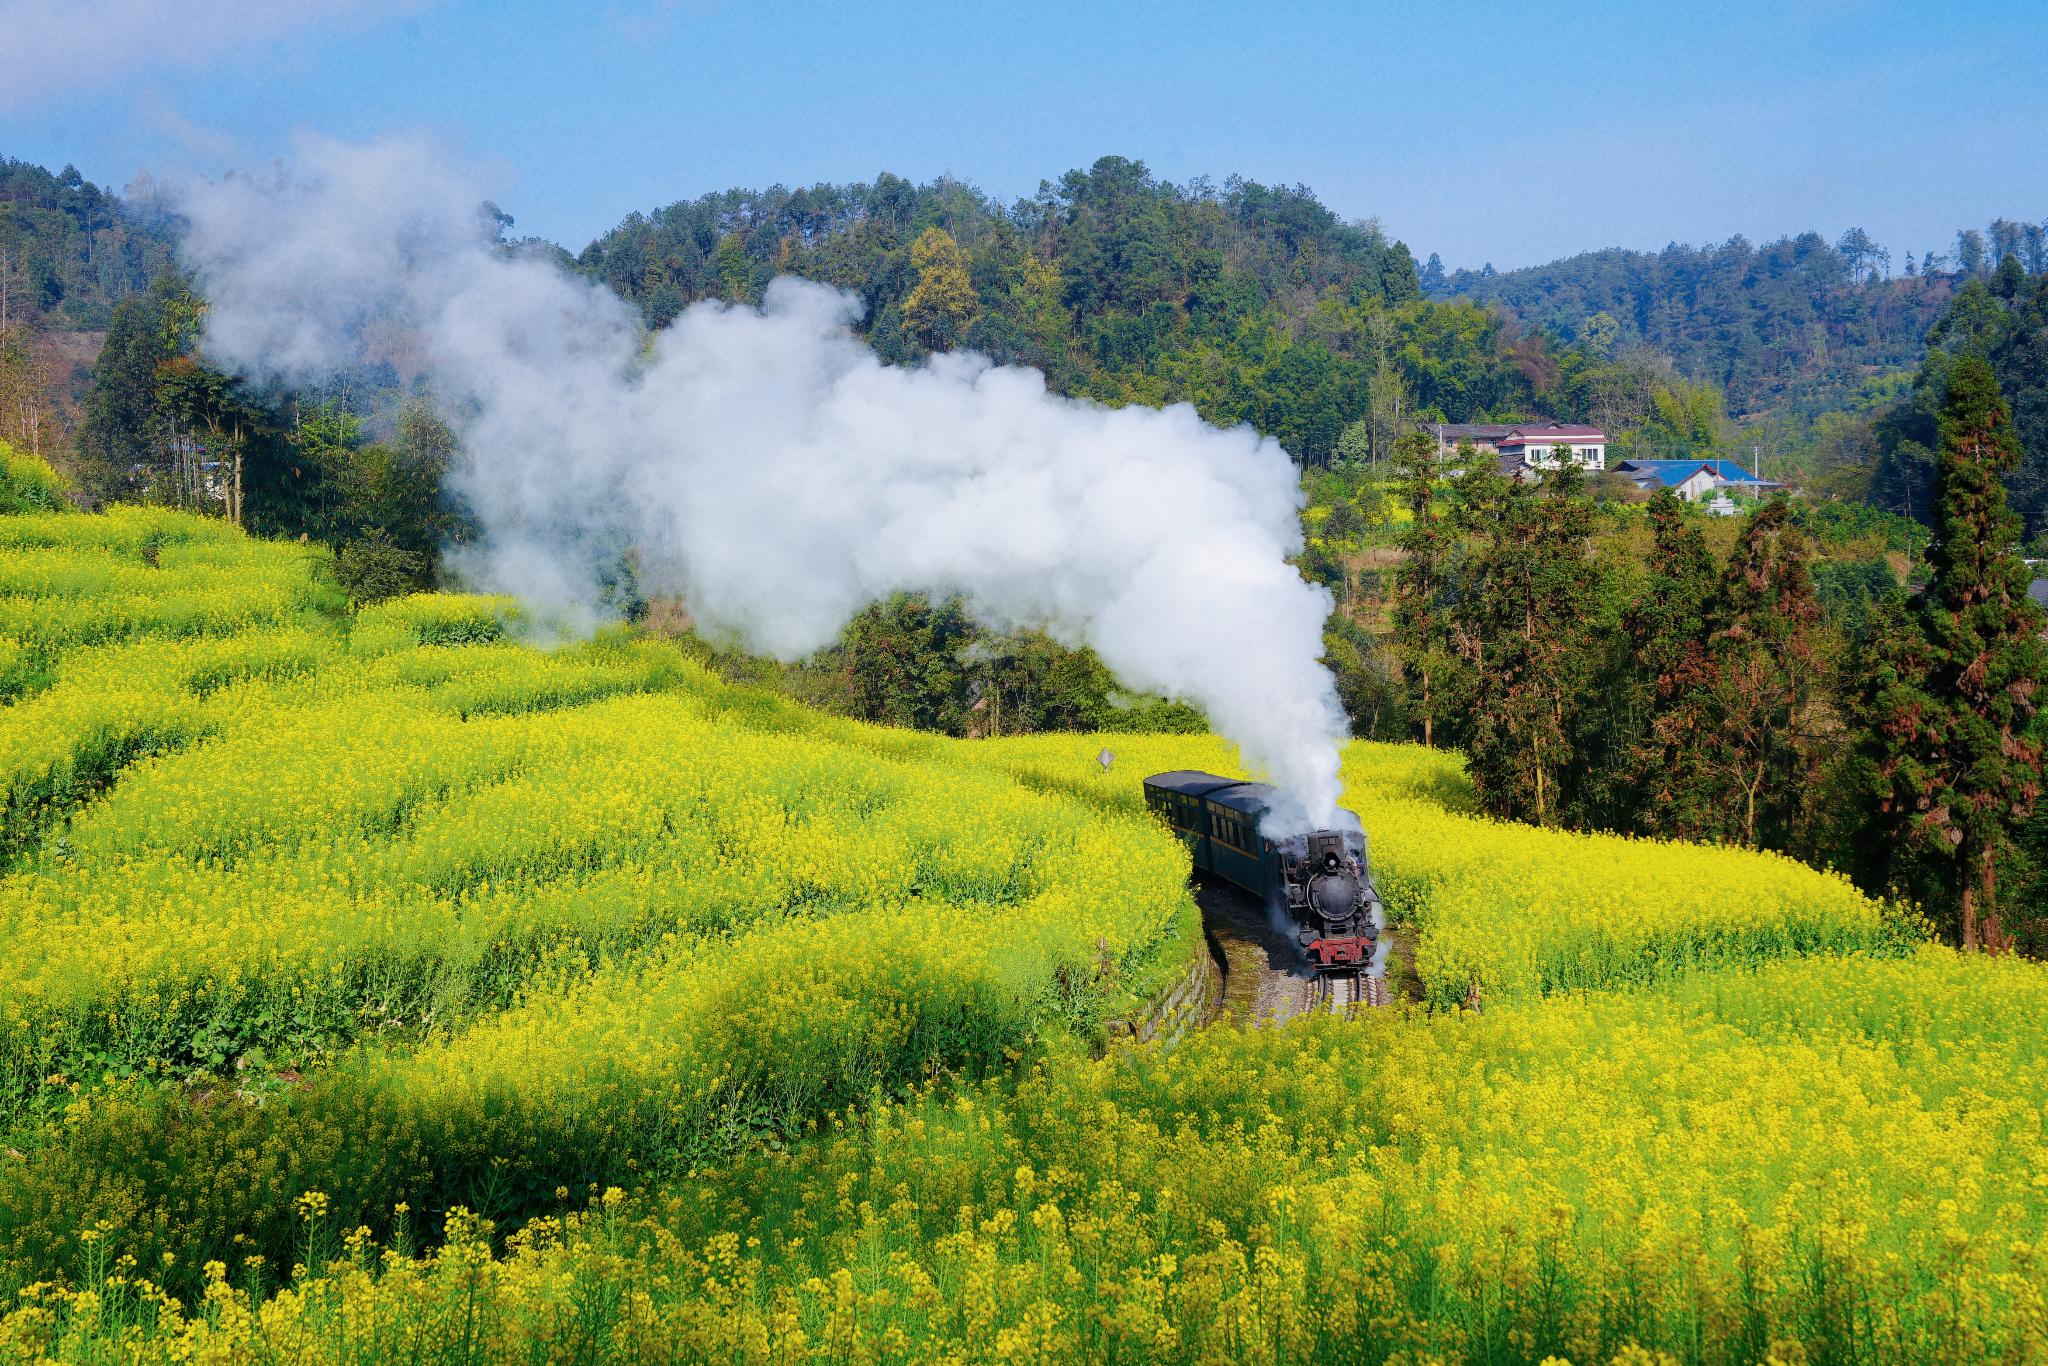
left=1614, top=458, right=1783, bottom=503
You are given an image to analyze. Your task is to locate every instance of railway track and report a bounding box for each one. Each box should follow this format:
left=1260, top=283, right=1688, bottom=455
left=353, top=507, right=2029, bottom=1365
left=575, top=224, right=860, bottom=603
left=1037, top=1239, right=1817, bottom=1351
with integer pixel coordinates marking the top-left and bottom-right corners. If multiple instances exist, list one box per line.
left=1195, top=877, right=1398, bottom=1025
left=1306, top=971, right=1391, bottom=1015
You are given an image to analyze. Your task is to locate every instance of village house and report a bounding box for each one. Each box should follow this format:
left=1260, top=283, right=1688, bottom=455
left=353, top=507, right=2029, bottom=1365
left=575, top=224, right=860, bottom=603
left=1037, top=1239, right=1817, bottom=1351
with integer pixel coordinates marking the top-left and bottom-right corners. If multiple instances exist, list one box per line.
left=1613, top=458, right=1782, bottom=503
left=1426, top=421, right=1609, bottom=480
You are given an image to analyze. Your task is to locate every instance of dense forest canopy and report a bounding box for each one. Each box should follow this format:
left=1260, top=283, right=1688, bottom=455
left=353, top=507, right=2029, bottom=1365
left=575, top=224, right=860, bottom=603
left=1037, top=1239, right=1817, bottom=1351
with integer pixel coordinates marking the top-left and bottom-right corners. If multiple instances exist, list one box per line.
left=1429, top=220, right=2045, bottom=423
left=6, top=148, right=2046, bottom=541
left=1865, top=257, right=2048, bottom=533
left=577, top=157, right=1446, bottom=463
left=0, top=157, right=175, bottom=332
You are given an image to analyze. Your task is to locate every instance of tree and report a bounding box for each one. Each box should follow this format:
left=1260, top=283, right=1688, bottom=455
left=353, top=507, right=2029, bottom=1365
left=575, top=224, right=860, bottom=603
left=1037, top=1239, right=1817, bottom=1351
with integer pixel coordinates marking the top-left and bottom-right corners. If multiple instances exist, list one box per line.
left=1419, top=252, right=1446, bottom=293
left=1452, top=460, right=1599, bottom=823
left=333, top=528, right=425, bottom=608
left=76, top=282, right=174, bottom=499
left=1334, top=418, right=1371, bottom=471
left=903, top=227, right=980, bottom=351
left=1858, top=356, right=2044, bottom=948
left=1389, top=431, right=1465, bottom=747
left=1578, top=310, right=1619, bottom=358
left=1956, top=228, right=1988, bottom=277
left=1618, top=491, right=1720, bottom=829
left=833, top=594, right=977, bottom=733
left=0, top=321, right=56, bottom=460
left=1690, top=502, right=1827, bottom=848
left=1836, top=227, right=1887, bottom=284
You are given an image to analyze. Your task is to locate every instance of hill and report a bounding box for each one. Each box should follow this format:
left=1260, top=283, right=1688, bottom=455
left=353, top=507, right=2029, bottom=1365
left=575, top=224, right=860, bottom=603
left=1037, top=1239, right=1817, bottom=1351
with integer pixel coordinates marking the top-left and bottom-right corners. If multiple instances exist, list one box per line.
left=576, top=156, right=1466, bottom=464
left=1426, top=225, right=2042, bottom=423
left=0, top=158, right=178, bottom=460
left=0, top=157, right=175, bottom=333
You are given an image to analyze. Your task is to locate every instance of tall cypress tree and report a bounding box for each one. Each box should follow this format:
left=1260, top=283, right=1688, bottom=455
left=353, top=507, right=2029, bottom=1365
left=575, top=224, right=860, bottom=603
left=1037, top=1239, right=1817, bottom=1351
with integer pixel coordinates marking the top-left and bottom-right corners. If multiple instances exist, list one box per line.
left=1861, top=356, right=2044, bottom=948
left=1698, top=502, right=1827, bottom=849
left=1625, top=491, right=1722, bottom=834
left=1453, top=460, right=1597, bottom=824
left=1631, top=501, right=1826, bottom=848
left=1389, top=431, right=1466, bottom=747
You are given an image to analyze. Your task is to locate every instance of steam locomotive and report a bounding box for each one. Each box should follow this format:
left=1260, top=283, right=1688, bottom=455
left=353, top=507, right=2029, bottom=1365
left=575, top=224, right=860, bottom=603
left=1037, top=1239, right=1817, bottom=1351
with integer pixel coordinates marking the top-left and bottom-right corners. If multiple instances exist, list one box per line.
left=1142, top=770, right=1387, bottom=977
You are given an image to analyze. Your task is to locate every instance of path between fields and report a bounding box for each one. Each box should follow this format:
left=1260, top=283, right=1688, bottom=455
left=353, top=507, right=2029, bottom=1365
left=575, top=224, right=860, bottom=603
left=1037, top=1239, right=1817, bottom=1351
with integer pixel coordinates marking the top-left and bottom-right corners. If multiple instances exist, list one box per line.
left=1194, top=876, right=1421, bottom=1026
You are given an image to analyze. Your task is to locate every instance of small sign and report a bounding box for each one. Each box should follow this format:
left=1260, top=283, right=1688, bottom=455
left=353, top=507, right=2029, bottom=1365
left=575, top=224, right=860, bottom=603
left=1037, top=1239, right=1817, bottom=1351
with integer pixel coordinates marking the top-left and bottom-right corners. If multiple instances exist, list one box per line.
left=1096, top=749, right=1115, bottom=771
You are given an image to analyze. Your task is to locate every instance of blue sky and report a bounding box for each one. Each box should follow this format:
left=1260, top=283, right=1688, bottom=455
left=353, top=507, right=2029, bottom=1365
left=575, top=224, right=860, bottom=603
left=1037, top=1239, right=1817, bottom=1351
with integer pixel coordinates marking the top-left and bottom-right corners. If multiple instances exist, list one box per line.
left=5, top=0, right=2045, bottom=270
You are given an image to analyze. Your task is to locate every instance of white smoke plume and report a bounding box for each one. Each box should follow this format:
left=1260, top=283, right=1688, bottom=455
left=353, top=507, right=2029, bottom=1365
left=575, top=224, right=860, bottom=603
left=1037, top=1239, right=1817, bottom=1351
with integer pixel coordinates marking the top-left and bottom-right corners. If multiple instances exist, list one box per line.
left=175, top=135, right=1348, bottom=830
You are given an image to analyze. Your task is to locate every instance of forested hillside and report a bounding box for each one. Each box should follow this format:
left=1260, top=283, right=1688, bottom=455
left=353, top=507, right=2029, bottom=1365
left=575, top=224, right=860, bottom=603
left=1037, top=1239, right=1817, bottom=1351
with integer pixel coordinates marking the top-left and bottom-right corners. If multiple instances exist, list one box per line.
left=14, top=146, right=2048, bottom=580
left=0, top=158, right=174, bottom=330
left=1864, top=257, right=2048, bottom=530
left=0, top=159, right=177, bottom=461
left=580, top=157, right=1499, bottom=464
left=1428, top=221, right=2044, bottom=422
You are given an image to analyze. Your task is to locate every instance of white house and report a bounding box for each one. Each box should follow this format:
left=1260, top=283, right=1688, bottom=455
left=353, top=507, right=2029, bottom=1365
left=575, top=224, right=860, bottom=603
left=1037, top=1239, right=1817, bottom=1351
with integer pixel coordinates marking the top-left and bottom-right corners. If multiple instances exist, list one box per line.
left=1495, top=424, right=1607, bottom=471
left=1426, top=421, right=1608, bottom=474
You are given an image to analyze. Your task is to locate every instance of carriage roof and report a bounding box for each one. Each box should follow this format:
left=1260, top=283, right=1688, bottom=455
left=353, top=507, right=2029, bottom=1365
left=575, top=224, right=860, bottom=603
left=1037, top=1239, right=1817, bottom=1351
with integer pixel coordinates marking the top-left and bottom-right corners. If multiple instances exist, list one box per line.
left=1203, top=781, right=1280, bottom=816
left=1142, top=770, right=1243, bottom=798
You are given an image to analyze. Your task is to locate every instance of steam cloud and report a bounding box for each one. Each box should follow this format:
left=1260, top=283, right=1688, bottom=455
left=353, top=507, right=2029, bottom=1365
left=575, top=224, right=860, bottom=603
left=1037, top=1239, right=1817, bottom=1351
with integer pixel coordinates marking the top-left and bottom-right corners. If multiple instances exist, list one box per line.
left=175, top=135, right=1347, bottom=829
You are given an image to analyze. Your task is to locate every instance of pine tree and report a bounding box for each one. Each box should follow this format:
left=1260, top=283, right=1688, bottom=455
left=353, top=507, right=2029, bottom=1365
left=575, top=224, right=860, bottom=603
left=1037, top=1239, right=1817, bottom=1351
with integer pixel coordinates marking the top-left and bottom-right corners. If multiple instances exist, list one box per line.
left=1452, top=460, right=1597, bottom=823
left=1620, top=491, right=1720, bottom=831
left=1860, top=356, right=2045, bottom=948
left=1389, top=431, right=1466, bottom=746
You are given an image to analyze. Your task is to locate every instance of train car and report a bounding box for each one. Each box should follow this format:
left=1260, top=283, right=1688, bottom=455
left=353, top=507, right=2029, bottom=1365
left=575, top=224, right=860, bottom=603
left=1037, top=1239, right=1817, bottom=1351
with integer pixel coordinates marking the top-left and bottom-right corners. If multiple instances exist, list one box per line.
left=1142, top=770, right=1387, bottom=976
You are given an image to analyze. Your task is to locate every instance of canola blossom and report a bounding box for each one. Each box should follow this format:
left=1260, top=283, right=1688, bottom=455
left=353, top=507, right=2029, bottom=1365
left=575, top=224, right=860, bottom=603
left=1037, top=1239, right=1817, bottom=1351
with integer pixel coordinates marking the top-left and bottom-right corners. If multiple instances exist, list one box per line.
left=0, top=506, right=2037, bottom=1366
left=7, top=950, right=2046, bottom=1363
left=972, top=734, right=1893, bottom=1007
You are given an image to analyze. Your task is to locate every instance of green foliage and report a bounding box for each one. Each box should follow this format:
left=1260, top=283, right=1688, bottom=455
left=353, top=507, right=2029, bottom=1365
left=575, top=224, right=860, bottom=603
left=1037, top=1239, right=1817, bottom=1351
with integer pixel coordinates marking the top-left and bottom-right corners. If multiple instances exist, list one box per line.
left=1854, top=357, right=2045, bottom=948
left=1808, top=553, right=1899, bottom=638
left=1785, top=495, right=1929, bottom=553
left=809, top=593, right=1204, bottom=739
left=1592, top=491, right=1718, bottom=830
left=1435, top=230, right=1957, bottom=419
left=1866, top=268, right=2048, bottom=531
left=0, top=158, right=174, bottom=333
left=902, top=227, right=979, bottom=351
left=828, top=594, right=978, bottom=734
left=1319, top=616, right=1400, bottom=740
left=1386, top=431, right=1467, bottom=747
left=1450, top=461, right=1601, bottom=823
left=1653, top=502, right=1829, bottom=850
left=575, top=159, right=1569, bottom=466
left=332, top=529, right=426, bottom=609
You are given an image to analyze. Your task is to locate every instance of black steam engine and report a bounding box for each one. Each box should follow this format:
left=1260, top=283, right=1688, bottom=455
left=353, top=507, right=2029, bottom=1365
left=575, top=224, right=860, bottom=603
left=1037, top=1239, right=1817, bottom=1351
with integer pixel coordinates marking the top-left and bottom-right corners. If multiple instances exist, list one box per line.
left=1142, top=770, right=1386, bottom=977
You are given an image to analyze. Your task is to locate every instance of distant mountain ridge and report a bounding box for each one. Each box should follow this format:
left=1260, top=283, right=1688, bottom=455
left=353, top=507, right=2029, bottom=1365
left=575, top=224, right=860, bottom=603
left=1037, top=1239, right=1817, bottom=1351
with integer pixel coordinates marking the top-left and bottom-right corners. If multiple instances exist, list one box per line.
left=1422, top=227, right=2040, bottom=420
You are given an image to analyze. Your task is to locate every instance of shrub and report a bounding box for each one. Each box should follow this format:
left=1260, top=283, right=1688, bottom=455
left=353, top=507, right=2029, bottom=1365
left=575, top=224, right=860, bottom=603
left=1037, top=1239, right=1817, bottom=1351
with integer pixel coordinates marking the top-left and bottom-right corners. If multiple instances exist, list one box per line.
left=0, top=445, right=67, bottom=515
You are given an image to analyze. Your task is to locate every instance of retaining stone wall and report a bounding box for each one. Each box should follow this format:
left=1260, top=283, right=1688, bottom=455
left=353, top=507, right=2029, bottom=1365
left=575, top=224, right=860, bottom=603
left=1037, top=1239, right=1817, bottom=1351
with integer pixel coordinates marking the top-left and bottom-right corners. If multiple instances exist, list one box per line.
left=1108, top=938, right=1221, bottom=1048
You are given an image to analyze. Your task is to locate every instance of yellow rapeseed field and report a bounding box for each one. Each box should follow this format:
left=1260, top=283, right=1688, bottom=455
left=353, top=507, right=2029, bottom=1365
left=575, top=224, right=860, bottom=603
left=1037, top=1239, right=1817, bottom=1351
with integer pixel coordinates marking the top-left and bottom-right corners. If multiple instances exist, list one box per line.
left=0, top=505, right=2033, bottom=1366
left=970, top=735, right=1894, bottom=1007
